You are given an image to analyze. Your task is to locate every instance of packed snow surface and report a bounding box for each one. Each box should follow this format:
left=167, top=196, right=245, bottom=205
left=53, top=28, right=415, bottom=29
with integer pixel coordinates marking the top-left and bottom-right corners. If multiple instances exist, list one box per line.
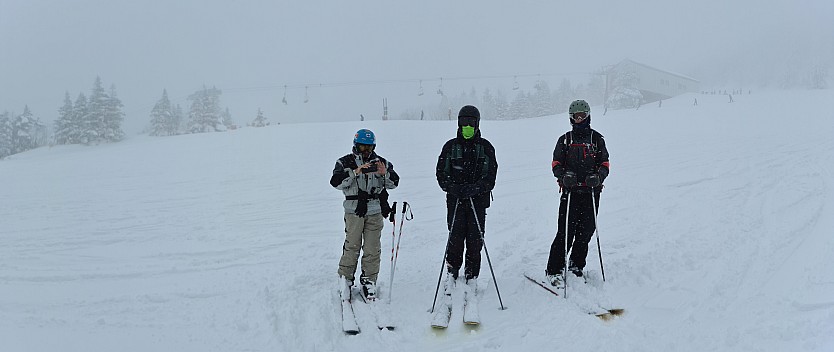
left=2, top=90, right=833, bottom=351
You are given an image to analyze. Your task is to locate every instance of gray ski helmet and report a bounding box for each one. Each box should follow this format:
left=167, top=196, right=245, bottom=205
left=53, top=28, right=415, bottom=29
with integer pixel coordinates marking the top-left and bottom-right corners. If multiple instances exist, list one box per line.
left=569, top=100, right=590, bottom=114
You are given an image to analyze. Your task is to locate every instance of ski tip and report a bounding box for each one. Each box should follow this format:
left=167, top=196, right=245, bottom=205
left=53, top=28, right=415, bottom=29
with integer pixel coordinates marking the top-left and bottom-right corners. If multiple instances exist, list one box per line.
left=344, top=329, right=360, bottom=335
left=595, top=313, right=613, bottom=321
left=608, top=308, right=626, bottom=316
left=594, top=309, right=625, bottom=321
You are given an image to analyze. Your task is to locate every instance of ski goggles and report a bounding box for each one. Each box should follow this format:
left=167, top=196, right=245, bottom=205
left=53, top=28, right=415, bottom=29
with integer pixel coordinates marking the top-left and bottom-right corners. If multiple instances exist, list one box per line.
left=355, top=143, right=375, bottom=152
left=570, top=111, right=589, bottom=122
left=458, top=116, right=478, bottom=127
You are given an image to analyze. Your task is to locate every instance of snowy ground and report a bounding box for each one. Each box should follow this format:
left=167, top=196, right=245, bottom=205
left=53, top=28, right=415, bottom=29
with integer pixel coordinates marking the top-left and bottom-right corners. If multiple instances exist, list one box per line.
left=2, top=90, right=834, bottom=352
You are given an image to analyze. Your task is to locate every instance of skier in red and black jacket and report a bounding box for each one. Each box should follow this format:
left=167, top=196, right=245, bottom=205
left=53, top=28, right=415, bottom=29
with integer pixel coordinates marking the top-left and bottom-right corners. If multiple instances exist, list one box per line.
left=545, top=99, right=610, bottom=287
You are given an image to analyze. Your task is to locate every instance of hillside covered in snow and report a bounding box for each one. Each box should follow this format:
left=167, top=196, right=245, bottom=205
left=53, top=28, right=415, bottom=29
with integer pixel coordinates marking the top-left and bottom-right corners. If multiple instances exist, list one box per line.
left=2, top=90, right=833, bottom=352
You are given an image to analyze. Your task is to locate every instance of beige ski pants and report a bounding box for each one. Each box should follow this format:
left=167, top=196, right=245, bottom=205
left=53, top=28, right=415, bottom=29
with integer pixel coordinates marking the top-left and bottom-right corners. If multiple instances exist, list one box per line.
left=338, top=213, right=383, bottom=282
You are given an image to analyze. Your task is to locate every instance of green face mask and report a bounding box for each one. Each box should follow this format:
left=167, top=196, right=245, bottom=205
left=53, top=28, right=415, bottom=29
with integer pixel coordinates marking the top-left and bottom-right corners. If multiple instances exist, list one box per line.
left=461, top=125, right=476, bottom=139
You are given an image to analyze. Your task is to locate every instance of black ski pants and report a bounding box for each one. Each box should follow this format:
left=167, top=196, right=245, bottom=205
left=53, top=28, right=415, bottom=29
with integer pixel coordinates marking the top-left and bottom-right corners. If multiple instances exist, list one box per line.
left=445, top=198, right=486, bottom=281
left=546, top=190, right=600, bottom=275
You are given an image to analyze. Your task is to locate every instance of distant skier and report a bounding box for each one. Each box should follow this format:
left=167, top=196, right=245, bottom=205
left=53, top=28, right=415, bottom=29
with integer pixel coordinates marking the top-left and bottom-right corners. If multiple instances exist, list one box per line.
left=436, top=105, right=498, bottom=296
left=330, top=129, right=399, bottom=300
left=546, top=100, right=610, bottom=287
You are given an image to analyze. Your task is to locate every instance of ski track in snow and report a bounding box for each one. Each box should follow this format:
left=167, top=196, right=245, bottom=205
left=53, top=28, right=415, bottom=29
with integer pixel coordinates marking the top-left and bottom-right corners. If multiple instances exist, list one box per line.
left=1, top=91, right=834, bottom=351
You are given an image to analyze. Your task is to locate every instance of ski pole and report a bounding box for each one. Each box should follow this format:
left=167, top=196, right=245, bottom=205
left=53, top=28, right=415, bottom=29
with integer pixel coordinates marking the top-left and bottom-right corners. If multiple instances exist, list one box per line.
left=392, top=202, right=412, bottom=273
left=387, top=202, right=397, bottom=303
left=564, top=192, right=571, bottom=298
left=389, top=202, right=413, bottom=303
left=431, top=200, right=458, bottom=313
left=590, top=192, right=606, bottom=282
left=469, top=198, right=506, bottom=310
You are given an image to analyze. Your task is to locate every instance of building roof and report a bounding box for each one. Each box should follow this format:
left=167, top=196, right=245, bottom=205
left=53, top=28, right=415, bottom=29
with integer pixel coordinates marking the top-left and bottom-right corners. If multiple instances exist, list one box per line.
left=618, top=59, right=699, bottom=83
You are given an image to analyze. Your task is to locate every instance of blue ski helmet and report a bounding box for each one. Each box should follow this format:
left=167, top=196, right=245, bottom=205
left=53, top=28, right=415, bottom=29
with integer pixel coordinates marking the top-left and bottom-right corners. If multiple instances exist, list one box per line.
left=354, top=129, right=376, bottom=145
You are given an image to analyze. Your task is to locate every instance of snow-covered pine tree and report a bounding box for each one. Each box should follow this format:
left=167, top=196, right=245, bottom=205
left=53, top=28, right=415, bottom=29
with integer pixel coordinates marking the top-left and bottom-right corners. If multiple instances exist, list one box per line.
left=150, top=89, right=176, bottom=136
left=173, top=104, right=184, bottom=133
left=492, top=89, right=509, bottom=120
left=0, top=111, right=12, bottom=158
left=531, top=80, right=555, bottom=118
left=11, top=106, right=39, bottom=154
left=103, top=84, right=125, bottom=142
left=508, top=90, right=532, bottom=119
left=251, top=108, right=269, bottom=127
left=480, top=88, right=497, bottom=121
left=187, top=86, right=224, bottom=133
left=481, top=88, right=509, bottom=120
left=553, top=79, right=574, bottom=114
left=468, top=87, right=479, bottom=106
left=72, top=93, right=90, bottom=144
left=432, top=93, right=452, bottom=121
left=221, top=107, right=234, bottom=129
left=807, top=62, right=828, bottom=89
left=606, top=62, right=642, bottom=110
left=54, top=92, right=75, bottom=144
left=84, top=77, right=109, bottom=144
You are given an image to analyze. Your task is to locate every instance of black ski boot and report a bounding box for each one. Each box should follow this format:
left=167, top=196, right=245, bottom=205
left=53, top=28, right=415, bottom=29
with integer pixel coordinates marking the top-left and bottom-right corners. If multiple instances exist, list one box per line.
left=360, top=278, right=377, bottom=301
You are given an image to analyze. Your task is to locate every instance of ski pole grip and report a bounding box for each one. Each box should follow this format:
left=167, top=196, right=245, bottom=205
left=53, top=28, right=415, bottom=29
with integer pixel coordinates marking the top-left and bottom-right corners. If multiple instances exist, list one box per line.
left=389, top=202, right=397, bottom=223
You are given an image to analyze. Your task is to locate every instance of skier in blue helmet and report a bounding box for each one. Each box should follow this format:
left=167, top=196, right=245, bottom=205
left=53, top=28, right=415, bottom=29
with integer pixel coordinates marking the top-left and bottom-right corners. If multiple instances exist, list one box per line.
left=330, top=128, right=400, bottom=301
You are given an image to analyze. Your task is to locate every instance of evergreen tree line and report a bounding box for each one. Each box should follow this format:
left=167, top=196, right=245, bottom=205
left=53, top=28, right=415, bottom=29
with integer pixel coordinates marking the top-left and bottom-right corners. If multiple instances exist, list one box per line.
left=54, top=77, right=125, bottom=145
left=0, top=106, right=48, bottom=159
left=148, top=86, right=271, bottom=136
left=399, top=76, right=612, bottom=121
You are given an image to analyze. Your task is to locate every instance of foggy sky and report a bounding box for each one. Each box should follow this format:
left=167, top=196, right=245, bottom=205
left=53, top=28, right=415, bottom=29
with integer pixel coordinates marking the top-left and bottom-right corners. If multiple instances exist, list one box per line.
left=1, top=0, right=832, bottom=133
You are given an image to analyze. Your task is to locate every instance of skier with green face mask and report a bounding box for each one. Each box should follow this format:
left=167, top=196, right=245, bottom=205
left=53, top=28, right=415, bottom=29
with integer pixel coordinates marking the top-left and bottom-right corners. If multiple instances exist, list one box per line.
left=434, top=105, right=498, bottom=319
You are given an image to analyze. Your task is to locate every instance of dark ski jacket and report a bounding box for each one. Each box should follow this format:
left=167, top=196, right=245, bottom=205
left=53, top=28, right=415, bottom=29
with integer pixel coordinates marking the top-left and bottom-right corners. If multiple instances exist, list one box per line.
left=330, top=151, right=399, bottom=217
left=436, top=130, right=498, bottom=208
left=552, top=125, right=610, bottom=193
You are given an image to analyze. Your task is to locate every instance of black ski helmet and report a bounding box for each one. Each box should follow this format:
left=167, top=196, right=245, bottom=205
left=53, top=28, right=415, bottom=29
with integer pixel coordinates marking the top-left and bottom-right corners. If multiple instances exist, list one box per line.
left=458, top=105, right=480, bottom=128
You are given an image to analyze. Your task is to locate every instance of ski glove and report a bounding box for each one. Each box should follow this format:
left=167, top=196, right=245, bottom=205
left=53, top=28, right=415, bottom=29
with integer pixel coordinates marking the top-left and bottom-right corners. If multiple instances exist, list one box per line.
left=446, top=184, right=461, bottom=196
left=458, top=184, right=481, bottom=199
left=561, top=172, right=578, bottom=189
left=585, top=173, right=601, bottom=188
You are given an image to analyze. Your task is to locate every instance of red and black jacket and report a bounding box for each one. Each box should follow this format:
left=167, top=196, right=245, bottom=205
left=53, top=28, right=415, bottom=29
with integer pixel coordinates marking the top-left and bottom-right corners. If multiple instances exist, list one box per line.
left=551, top=127, right=609, bottom=193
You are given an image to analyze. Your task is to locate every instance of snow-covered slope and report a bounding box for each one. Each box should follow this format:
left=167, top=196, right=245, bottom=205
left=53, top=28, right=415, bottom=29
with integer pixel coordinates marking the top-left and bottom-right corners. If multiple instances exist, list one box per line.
left=2, top=90, right=833, bottom=352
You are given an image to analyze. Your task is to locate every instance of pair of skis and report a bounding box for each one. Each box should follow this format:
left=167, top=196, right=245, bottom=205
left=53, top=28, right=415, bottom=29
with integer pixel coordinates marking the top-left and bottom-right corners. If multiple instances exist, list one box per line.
left=339, top=284, right=360, bottom=335
left=341, top=202, right=412, bottom=335
left=357, top=287, right=396, bottom=330
left=430, top=282, right=480, bottom=329
left=340, top=286, right=396, bottom=335
left=523, top=273, right=624, bottom=320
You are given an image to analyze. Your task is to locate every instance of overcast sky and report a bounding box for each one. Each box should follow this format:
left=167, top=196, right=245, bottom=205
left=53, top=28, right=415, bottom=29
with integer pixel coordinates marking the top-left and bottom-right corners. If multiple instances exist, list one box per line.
left=1, top=0, right=832, bottom=133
